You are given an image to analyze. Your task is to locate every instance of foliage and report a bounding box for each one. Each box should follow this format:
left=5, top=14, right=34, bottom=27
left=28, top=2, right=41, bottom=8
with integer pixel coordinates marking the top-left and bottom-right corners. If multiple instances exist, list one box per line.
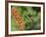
left=11, top=6, right=41, bottom=31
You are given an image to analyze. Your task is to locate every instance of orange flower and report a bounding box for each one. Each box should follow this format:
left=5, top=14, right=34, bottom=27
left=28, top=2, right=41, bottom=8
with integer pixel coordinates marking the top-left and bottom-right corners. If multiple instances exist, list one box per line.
left=12, top=7, right=25, bottom=30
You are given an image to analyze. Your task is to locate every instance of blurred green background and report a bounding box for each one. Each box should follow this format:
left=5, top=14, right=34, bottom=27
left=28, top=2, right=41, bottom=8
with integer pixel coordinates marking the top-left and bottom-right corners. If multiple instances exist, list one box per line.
left=11, top=6, right=41, bottom=31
